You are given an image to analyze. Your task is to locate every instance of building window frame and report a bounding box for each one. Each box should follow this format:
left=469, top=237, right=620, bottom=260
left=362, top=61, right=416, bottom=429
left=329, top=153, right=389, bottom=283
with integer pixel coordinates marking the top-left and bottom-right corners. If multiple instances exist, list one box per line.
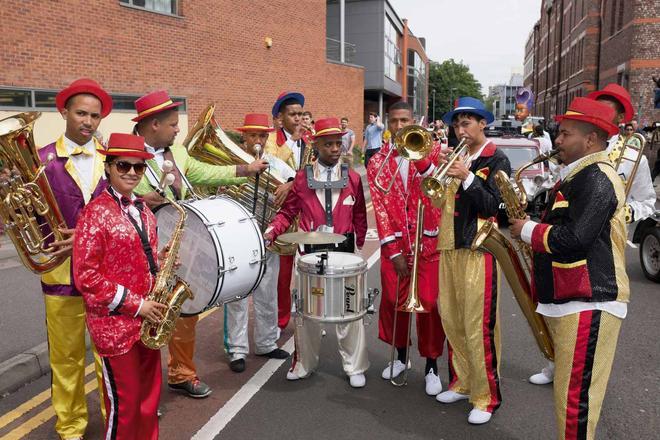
left=119, top=0, right=182, bottom=18
left=0, top=86, right=187, bottom=113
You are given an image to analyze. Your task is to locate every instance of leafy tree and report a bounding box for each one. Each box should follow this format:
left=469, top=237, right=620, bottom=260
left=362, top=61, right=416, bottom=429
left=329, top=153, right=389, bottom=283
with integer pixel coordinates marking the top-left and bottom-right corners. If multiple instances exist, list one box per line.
left=427, top=59, right=482, bottom=121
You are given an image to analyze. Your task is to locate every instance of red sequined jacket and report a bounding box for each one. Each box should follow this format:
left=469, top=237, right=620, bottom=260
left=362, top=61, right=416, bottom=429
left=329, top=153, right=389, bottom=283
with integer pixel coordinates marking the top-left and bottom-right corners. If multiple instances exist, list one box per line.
left=367, top=141, right=442, bottom=263
left=73, top=190, right=158, bottom=357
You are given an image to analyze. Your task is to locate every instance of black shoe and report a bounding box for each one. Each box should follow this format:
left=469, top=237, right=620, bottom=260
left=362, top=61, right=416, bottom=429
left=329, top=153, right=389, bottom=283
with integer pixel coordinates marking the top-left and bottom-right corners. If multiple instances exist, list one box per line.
left=230, top=358, right=246, bottom=373
left=258, top=348, right=289, bottom=359
left=168, top=378, right=212, bottom=398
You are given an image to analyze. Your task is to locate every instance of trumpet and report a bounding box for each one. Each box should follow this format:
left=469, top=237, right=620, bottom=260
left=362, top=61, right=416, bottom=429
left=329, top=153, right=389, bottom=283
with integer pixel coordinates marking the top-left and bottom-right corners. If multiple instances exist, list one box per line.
left=420, top=137, right=470, bottom=204
left=609, top=133, right=647, bottom=199
left=373, top=125, right=433, bottom=194
left=388, top=200, right=429, bottom=386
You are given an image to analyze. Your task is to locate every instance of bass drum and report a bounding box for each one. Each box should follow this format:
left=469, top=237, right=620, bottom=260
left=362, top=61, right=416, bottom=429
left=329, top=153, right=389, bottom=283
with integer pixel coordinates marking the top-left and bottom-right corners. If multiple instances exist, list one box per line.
left=155, top=196, right=266, bottom=316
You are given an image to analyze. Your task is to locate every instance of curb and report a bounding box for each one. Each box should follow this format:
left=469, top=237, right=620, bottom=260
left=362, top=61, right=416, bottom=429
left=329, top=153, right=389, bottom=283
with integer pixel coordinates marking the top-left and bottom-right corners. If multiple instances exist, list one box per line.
left=0, top=342, right=50, bottom=397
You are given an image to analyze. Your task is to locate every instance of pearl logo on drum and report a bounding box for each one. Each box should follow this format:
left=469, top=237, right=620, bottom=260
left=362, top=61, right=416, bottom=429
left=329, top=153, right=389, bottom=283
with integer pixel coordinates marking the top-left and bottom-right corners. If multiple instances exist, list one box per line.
left=344, top=284, right=356, bottom=313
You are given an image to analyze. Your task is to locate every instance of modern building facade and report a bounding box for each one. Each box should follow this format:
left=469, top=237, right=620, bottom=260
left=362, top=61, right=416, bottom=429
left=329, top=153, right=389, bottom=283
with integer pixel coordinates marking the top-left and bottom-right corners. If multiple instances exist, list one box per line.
left=489, top=73, right=524, bottom=120
left=523, top=0, right=660, bottom=125
left=326, top=0, right=429, bottom=123
left=1, top=0, right=365, bottom=146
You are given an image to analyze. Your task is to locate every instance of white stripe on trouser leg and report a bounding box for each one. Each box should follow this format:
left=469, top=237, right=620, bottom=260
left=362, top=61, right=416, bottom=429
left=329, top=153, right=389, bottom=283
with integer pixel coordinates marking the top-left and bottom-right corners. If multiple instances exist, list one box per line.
left=224, top=251, right=280, bottom=357
left=101, top=358, right=116, bottom=440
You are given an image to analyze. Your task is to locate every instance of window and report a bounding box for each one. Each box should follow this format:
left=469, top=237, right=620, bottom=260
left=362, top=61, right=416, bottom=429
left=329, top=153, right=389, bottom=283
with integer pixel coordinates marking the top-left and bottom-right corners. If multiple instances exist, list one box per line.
left=0, top=87, right=187, bottom=112
left=120, top=0, right=178, bottom=15
left=406, top=50, right=427, bottom=119
left=384, top=17, right=401, bottom=81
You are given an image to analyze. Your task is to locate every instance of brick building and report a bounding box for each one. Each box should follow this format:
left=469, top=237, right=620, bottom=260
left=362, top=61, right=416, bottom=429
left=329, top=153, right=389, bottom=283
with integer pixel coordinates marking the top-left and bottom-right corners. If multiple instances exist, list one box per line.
left=0, top=0, right=365, bottom=145
left=523, top=0, right=659, bottom=126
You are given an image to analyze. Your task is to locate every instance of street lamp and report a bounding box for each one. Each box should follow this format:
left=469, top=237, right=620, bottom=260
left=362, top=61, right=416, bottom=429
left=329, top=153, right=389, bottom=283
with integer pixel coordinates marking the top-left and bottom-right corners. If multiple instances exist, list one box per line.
left=432, top=89, right=436, bottom=122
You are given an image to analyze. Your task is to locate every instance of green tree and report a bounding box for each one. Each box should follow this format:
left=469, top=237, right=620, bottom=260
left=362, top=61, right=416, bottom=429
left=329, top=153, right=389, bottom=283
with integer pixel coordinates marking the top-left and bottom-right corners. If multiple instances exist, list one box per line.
left=427, top=59, right=482, bottom=122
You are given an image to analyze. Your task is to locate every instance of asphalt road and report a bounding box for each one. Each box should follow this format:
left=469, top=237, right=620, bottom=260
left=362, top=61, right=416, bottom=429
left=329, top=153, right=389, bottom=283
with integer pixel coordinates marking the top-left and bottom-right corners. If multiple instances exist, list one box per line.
left=0, top=243, right=658, bottom=439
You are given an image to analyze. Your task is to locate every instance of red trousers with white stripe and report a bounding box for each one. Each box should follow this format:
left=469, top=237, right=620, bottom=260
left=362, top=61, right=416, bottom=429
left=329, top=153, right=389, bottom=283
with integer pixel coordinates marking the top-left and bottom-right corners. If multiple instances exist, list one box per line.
left=378, top=257, right=445, bottom=359
left=101, top=342, right=161, bottom=440
left=277, top=254, right=295, bottom=329
left=439, top=249, right=502, bottom=413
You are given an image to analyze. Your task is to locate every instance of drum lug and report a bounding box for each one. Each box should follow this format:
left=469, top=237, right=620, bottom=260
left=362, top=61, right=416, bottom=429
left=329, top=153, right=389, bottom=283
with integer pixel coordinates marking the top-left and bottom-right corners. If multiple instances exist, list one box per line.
left=365, top=288, right=380, bottom=314
left=206, top=221, right=225, bottom=228
left=238, top=216, right=254, bottom=223
left=218, top=257, right=238, bottom=276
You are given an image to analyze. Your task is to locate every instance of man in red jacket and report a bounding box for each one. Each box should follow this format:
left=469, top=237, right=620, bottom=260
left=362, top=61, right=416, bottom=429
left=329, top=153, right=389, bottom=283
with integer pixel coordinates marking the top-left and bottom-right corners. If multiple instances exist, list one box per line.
left=367, top=101, right=446, bottom=396
left=265, top=117, right=369, bottom=387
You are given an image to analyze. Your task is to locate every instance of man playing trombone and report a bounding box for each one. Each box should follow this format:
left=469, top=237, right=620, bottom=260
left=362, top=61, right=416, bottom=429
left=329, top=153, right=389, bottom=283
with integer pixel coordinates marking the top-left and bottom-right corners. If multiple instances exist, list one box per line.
left=366, top=101, right=446, bottom=396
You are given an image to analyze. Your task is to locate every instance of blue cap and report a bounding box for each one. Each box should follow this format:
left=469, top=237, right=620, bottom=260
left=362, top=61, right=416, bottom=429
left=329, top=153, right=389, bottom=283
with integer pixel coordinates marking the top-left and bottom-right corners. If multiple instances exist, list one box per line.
left=442, top=96, right=494, bottom=124
left=271, top=91, right=305, bottom=117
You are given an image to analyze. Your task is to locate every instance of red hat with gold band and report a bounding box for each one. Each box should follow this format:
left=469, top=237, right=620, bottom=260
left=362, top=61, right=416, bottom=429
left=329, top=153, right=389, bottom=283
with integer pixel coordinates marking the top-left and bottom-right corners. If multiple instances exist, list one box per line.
left=132, top=90, right=183, bottom=122
left=586, top=83, right=634, bottom=123
left=55, top=78, right=113, bottom=118
left=97, top=133, right=154, bottom=160
left=312, top=117, right=346, bottom=140
left=236, top=113, right=275, bottom=132
left=554, top=97, right=619, bottom=136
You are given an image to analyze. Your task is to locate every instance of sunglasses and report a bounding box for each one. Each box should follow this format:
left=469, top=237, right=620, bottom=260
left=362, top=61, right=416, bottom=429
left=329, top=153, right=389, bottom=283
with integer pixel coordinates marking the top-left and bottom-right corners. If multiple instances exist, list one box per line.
left=113, top=160, right=147, bottom=175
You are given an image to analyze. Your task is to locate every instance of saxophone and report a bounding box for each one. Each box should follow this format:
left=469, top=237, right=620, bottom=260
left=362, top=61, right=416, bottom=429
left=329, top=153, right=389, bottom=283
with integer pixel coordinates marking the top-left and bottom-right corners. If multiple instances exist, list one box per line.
left=471, top=167, right=555, bottom=361
left=140, top=170, right=194, bottom=350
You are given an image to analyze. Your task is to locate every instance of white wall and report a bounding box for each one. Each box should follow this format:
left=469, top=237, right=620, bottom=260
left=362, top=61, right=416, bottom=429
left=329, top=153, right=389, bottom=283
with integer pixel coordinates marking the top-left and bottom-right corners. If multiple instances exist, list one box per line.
left=0, top=110, right=189, bottom=148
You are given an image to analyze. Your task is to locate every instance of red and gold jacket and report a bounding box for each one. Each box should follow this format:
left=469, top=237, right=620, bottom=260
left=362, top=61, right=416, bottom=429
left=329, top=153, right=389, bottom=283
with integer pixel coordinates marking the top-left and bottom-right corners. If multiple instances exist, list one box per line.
left=268, top=162, right=368, bottom=248
left=73, top=190, right=158, bottom=357
left=367, top=141, right=442, bottom=263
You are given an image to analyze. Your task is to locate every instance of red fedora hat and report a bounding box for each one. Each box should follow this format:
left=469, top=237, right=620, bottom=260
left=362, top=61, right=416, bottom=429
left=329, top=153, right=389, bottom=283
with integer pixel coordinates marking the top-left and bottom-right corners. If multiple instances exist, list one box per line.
left=132, top=90, right=183, bottom=122
left=313, top=117, right=346, bottom=140
left=55, top=78, right=113, bottom=117
left=236, top=113, right=275, bottom=132
left=97, top=133, right=154, bottom=160
left=555, top=97, right=619, bottom=136
left=587, top=83, right=634, bottom=123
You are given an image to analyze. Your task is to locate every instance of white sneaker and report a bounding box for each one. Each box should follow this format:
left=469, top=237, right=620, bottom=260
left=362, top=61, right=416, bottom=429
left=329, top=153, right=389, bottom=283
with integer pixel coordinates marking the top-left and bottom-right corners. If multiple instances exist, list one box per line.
left=286, top=370, right=301, bottom=381
left=321, top=329, right=327, bottom=337
left=436, top=390, right=469, bottom=403
left=424, top=369, right=443, bottom=396
left=529, top=362, right=555, bottom=385
left=468, top=408, right=492, bottom=425
left=381, top=360, right=410, bottom=379
left=349, top=373, right=366, bottom=388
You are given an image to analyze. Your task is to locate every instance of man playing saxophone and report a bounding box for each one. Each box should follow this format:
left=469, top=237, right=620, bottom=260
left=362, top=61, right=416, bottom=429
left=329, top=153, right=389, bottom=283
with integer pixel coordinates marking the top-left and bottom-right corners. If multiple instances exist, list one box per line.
left=528, top=84, right=655, bottom=386
left=224, top=113, right=294, bottom=373
left=366, top=101, right=446, bottom=396
left=510, top=97, right=630, bottom=440
left=131, top=90, right=268, bottom=399
left=73, top=134, right=167, bottom=440
left=432, top=97, right=511, bottom=425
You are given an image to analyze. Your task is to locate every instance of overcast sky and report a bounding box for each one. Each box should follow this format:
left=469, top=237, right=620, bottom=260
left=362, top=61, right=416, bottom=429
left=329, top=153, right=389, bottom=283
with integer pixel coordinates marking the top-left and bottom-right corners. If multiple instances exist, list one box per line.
left=388, top=0, right=542, bottom=92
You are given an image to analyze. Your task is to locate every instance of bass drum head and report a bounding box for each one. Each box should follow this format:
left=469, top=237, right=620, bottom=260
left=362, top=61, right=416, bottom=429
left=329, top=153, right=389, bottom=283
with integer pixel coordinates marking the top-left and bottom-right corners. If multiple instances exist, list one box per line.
left=155, top=203, right=220, bottom=315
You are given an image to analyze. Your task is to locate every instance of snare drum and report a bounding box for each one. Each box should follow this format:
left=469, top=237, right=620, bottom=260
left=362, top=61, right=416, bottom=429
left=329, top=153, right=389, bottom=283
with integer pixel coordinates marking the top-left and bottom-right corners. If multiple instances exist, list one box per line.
left=295, top=251, right=368, bottom=323
left=155, top=196, right=265, bottom=315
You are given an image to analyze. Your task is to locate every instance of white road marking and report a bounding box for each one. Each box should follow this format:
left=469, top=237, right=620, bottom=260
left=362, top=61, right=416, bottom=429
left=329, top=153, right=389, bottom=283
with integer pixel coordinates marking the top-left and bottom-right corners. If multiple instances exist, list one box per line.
left=191, top=337, right=295, bottom=440
left=192, top=247, right=381, bottom=439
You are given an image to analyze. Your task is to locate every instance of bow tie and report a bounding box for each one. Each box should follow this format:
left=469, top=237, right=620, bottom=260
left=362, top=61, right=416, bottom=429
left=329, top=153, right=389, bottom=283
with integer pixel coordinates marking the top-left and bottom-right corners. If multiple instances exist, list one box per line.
left=70, top=146, right=93, bottom=157
left=120, top=196, right=144, bottom=211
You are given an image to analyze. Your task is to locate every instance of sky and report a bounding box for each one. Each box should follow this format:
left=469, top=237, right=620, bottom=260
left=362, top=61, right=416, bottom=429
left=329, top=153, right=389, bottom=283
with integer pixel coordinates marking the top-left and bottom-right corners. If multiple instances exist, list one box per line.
left=388, top=0, right=542, bottom=92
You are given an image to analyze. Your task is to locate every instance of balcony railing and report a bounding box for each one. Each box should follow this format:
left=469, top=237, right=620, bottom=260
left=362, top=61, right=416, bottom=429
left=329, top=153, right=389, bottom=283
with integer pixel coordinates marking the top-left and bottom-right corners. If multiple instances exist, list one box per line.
left=326, top=37, right=357, bottom=64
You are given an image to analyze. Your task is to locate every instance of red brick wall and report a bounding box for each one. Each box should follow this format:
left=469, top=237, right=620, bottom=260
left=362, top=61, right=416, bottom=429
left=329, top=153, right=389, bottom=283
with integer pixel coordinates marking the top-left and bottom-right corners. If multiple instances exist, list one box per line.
left=1, top=0, right=364, bottom=136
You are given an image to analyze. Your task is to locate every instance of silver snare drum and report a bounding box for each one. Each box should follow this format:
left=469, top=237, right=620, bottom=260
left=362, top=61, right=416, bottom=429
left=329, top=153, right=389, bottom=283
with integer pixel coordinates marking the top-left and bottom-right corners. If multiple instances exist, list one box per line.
left=296, top=251, right=370, bottom=323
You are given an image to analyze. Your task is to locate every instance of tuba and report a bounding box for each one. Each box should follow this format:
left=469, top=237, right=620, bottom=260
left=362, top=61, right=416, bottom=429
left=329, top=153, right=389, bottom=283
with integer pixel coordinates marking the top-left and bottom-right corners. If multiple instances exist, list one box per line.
left=141, top=167, right=194, bottom=349
left=373, top=125, right=433, bottom=194
left=471, top=162, right=555, bottom=361
left=0, top=112, right=68, bottom=274
left=183, top=104, right=297, bottom=255
left=608, top=133, right=647, bottom=199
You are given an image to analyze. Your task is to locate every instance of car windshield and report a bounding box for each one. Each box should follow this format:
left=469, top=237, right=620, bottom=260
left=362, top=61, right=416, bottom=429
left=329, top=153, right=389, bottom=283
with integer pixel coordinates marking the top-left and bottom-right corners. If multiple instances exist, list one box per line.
left=498, top=146, right=539, bottom=171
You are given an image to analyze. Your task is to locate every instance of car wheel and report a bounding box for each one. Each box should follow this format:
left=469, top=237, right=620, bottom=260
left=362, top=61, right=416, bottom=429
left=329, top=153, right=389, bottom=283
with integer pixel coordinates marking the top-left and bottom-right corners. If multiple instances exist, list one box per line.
left=639, top=226, right=660, bottom=283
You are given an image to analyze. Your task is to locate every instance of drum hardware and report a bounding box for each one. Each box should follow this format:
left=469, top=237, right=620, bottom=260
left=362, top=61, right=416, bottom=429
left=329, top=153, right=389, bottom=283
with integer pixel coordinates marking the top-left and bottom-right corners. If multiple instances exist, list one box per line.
left=278, top=231, right=347, bottom=245
left=315, top=251, right=329, bottom=275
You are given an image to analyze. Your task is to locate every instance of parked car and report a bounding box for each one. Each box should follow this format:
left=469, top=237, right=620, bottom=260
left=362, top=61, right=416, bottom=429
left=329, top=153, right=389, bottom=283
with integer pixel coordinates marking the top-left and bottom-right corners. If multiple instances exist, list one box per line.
left=489, top=135, right=558, bottom=223
left=632, top=210, right=660, bottom=283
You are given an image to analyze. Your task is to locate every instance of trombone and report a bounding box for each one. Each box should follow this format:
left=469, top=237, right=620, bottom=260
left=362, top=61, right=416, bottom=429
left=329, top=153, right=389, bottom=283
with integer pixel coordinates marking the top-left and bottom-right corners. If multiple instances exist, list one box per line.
left=388, top=200, right=429, bottom=386
left=373, top=125, right=433, bottom=194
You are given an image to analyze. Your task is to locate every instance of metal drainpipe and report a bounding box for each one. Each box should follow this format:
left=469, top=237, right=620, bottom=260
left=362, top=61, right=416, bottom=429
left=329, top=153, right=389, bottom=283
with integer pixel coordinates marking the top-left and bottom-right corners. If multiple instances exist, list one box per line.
left=340, top=0, right=345, bottom=63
